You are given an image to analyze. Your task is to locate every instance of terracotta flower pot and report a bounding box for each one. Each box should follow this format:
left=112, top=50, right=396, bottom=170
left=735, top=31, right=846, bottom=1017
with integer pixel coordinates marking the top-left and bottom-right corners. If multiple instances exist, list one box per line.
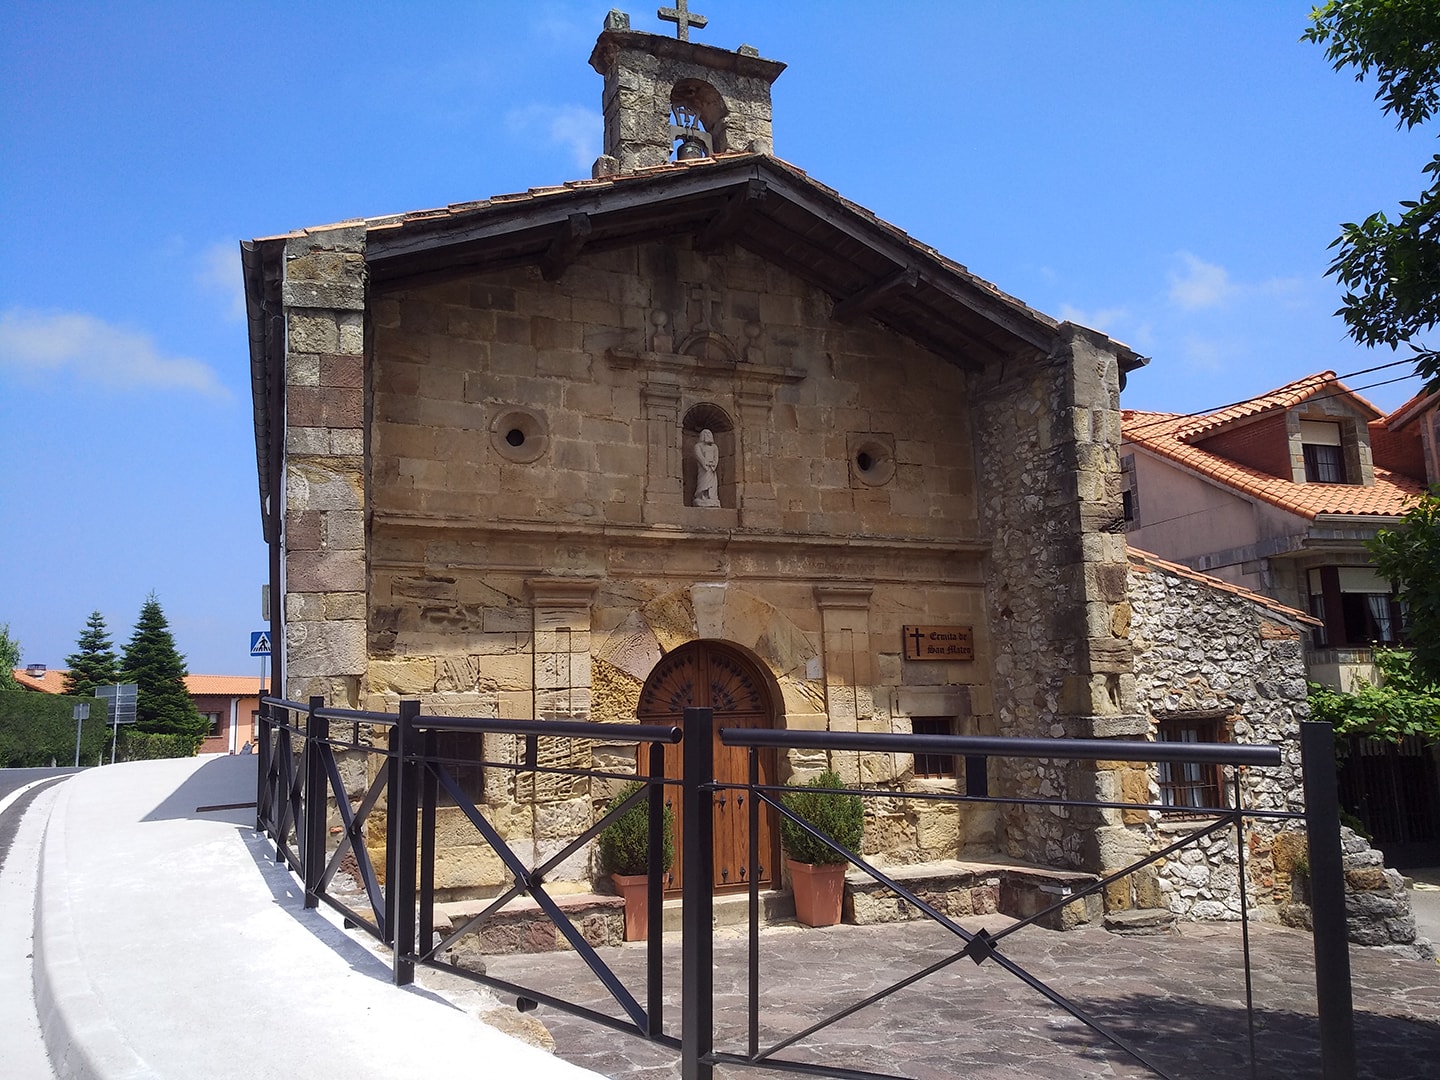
left=787, top=858, right=847, bottom=927
left=612, top=872, right=652, bottom=941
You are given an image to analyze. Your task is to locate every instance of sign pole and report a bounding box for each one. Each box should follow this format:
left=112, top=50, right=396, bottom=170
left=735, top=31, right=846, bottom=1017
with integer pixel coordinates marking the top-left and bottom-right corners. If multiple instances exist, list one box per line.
left=110, top=682, right=120, bottom=765
left=72, top=702, right=90, bottom=768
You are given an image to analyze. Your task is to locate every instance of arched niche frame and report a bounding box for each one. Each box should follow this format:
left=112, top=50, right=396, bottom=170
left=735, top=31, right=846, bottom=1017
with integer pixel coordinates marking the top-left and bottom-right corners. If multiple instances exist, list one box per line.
left=682, top=401, right=736, bottom=509
left=669, top=78, right=728, bottom=160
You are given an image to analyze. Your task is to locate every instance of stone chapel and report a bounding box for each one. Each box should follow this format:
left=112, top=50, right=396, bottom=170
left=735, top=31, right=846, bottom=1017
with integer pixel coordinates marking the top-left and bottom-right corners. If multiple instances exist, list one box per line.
left=243, top=9, right=1223, bottom=909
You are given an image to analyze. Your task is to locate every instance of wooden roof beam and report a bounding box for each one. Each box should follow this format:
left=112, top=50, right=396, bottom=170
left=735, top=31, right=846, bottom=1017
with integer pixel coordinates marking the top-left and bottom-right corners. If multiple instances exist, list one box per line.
left=695, top=179, right=767, bottom=251
left=540, top=213, right=593, bottom=281
left=831, top=266, right=917, bottom=323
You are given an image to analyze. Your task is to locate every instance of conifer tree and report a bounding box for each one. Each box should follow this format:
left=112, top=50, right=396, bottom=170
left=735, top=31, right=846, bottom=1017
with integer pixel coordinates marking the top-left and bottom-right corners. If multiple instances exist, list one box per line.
left=0, top=623, right=20, bottom=690
left=121, top=594, right=205, bottom=740
left=64, top=611, right=120, bottom=698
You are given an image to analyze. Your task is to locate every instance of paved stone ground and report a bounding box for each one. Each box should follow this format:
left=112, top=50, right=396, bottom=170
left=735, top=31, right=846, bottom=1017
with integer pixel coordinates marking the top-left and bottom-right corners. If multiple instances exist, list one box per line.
left=479, top=916, right=1440, bottom=1080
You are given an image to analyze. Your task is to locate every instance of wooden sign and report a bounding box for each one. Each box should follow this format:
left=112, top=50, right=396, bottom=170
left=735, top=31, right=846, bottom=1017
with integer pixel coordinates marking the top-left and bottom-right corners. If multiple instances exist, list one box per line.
left=902, top=625, right=974, bottom=662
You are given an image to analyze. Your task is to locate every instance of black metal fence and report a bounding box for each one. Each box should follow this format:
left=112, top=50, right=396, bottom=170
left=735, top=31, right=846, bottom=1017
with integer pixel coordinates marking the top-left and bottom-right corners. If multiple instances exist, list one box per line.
left=255, top=696, right=1355, bottom=1080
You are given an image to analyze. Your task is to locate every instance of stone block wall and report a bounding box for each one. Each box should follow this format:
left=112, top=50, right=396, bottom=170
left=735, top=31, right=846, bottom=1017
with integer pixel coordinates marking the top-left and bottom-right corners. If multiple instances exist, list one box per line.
left=280, top=224, right=369, bottom=709
left=356, top=236, right=1016, bottom=893
left=972, top=327, right=1141, bottom=872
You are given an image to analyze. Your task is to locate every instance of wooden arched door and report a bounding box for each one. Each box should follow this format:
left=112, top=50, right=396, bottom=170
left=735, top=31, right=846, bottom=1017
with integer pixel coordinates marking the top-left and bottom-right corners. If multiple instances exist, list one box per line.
left=637, top=641, right=779, bottom=895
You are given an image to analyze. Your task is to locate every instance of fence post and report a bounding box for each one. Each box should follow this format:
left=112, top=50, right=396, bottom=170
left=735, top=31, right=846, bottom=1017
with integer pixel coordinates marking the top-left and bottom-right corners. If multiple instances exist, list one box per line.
left=646, top=739, right=668, bottom=1037
left=1301, top=720, right=1356, bottom=1080
left=255, top=700, right=271, bottom=833
left=681, top=707, right=714, bottom=1080
left=302, top=695, right=327, bottom=909
left=391, top=699, right=420, bottom=986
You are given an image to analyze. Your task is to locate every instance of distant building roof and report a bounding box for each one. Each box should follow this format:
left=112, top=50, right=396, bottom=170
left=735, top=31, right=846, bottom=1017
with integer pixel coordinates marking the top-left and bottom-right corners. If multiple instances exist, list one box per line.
left=12, top=668, right=67, bottom=693
left=1123, top=370, right=1425, bottom=520
left=186, top=675, right=265, bottom=696
left=9, top=670, right=261, bottom=697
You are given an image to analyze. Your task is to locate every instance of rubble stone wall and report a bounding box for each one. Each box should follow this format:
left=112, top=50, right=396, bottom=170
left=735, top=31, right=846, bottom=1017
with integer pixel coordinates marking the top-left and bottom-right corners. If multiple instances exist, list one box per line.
left=1128, top=553, right=1309, bottom=920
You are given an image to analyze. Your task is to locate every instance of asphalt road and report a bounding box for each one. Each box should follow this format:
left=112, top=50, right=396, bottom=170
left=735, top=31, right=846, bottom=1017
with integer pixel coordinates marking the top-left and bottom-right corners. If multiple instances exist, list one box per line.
left=0, top=769, right=79, bottom=874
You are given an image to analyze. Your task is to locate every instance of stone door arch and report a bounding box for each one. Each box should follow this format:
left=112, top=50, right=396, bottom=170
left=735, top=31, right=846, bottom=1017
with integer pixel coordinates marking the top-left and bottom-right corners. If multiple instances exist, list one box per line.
left=637, top=640, right=779, bottom=895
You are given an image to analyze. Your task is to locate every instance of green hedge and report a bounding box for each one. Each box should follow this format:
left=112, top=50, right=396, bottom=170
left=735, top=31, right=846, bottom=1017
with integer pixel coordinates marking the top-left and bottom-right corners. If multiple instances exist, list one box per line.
left=117, top=729, right=202, bottom=760
left=0, top=690, right=109, bottom=767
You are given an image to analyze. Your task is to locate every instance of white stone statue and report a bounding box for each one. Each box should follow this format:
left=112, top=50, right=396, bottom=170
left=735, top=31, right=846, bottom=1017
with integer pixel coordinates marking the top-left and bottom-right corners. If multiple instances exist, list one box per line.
left=692, top=428, right=721, bottom=507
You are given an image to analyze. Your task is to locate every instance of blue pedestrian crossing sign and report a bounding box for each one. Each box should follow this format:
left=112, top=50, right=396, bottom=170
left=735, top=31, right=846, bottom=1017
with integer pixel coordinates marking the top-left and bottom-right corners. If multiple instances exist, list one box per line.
left=250, top=631, right=272, bottom=657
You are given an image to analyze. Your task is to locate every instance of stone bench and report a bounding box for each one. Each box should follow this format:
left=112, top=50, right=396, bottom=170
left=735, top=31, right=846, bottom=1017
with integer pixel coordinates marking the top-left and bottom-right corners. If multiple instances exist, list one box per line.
left=844, top=858, right=1103, bottom=931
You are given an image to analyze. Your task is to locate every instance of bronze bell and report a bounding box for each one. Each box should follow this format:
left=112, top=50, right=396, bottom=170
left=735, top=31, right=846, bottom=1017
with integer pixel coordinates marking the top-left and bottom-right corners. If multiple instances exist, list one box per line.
left=675, top=133, right=709, bottom=160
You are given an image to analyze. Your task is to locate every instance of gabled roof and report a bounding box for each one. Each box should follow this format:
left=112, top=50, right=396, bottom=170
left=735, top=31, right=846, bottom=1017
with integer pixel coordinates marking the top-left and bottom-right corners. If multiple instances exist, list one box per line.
left=1385, top=386, right=1439, bottom=431
left=1127, top=546, right=1321, bottom=627
left=1173, top=370, right=1382, bottom=441
left=244, top=153, right=1143, bottom=540
left=1124, top=381, right=1425, bottom=521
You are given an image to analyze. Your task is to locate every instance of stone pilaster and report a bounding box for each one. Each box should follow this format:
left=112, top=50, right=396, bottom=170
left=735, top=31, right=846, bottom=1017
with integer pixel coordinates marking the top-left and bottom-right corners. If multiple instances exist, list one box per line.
left=281, top=224, right=368, bottom=706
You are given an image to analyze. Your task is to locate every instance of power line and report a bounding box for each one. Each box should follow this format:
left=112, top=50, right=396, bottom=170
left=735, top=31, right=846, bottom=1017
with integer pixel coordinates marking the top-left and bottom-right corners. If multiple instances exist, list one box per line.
left=1122, top=357, right=1424, bottom=438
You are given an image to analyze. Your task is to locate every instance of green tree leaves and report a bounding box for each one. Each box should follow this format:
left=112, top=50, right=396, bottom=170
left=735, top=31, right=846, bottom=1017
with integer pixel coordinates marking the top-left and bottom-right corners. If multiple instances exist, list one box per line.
left=0, top=623, right=19, bottom=691
left=1368, top=490, right=1440, bottom=685
left=1308, top=648, right=1440, bottom=742
left=1305, top=1, right=1440, bottom=386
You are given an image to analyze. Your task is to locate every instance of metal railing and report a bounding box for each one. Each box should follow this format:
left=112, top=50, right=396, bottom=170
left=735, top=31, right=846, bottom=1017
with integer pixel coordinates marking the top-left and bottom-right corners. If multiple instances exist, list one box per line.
left=256, top=698, right=1355, bottom=1080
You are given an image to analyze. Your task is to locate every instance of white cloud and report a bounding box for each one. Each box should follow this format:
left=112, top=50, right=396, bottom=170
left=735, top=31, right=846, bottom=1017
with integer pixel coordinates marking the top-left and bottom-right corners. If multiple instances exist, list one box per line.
left=1057, top=303, right=1131, bottom=334
left=506, top=103, right=602, bottom=172
left=0, top=308, right=230, bottom=398
left=196, top=240, right=246, bottom=321
left=1179, top=334, right=1232, bottom=373
left=1168, top=252, right=1233, bottom=311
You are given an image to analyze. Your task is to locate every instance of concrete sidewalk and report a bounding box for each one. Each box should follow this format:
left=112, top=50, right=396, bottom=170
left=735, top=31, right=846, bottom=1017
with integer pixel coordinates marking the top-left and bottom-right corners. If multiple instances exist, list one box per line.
left=29, top=755, right=602, bottom=1080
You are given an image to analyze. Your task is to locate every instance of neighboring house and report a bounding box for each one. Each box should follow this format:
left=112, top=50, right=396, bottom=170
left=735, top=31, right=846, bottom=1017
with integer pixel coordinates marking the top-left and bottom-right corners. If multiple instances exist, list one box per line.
left=10, top=667, right=263, bottom=755
left=1121, top=371, right=1430, bottom=692
left=189, top=674, right=264, bottom=755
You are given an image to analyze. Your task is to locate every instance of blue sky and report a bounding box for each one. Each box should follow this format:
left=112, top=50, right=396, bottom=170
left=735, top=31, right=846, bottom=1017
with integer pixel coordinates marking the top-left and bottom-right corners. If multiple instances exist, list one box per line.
left=1, top=1, right=1433, bottom=675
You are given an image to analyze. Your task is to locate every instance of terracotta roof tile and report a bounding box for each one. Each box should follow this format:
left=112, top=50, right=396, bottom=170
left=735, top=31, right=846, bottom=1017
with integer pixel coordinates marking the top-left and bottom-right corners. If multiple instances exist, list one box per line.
left=1127, top=547, right=1321, bottom=627
left=9, top=669, right=263, bottom=696
left=12, top=668, right=67, bottom=693
left=1123, top=404, right=1425, bottom=520
left=186, top=674, right=265, bottom=696
left=1174, top=371, right=1341, bottom=440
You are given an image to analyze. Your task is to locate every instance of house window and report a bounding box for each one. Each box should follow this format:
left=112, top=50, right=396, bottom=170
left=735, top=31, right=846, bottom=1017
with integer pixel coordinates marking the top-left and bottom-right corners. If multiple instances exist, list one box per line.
left=1155, top=714, right=1228, bottom=810
left=1300, top=420, right=1347, bottom=483
left=205, top=712, right=223, bottom=737
left=1309, top=566, right=1404, bottom=648
left=1120, top=454, right=1139, bottom=526
left=911, top=716, right=956, bottom=779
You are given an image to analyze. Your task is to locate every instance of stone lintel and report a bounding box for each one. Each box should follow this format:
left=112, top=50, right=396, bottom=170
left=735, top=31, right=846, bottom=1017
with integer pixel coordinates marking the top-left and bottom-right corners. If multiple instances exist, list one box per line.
left=525, top=577, right=601, bottom=608
left=814, top=584, right=873, bottom=610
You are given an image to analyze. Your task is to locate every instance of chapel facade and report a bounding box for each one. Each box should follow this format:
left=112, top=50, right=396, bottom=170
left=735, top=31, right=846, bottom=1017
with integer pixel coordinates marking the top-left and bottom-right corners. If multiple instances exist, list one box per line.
left=244, top=10, right=1159, bottom=901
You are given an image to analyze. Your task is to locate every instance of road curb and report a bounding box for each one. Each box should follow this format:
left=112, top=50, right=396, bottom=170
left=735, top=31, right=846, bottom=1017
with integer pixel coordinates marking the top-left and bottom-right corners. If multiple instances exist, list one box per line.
left=33, top=775, right=156, bottom=1080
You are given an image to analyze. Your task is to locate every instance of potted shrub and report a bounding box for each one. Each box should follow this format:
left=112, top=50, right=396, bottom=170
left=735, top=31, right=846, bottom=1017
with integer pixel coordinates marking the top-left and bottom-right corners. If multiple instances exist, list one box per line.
left=597, top=780, right=674, bottom=941
left=780, top=768, right=864, bottom=927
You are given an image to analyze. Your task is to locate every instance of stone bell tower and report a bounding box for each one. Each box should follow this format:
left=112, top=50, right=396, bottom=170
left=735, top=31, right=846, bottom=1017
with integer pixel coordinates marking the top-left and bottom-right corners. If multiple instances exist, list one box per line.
left=589, top=5, right=786, bottom=177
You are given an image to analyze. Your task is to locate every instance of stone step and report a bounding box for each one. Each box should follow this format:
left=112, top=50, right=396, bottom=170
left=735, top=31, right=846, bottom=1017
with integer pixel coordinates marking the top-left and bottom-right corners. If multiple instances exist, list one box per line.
left=1103, top=907, right=1178, bottom=936
left=844, top=857, right=1104, bottom=931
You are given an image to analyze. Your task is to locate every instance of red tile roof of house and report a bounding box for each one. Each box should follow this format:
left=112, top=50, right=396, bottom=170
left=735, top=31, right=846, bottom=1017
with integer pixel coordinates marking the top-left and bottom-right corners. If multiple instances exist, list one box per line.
left=9, top=670, right=261, bottom=697
left=12, top=668, right=67, bottom=693
left=1169, top=370, right=1383, bottom=440
left=186, top=675, right=265, bottom=696
left=1127, top=547, right=1321, bottom=626
left=1123, top=371, right=1426, bottom=520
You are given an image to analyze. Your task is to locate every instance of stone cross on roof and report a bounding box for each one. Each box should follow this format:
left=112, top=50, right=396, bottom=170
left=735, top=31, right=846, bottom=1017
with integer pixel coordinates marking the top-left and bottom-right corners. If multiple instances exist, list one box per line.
left=658, top=1, right=707, bottom=41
